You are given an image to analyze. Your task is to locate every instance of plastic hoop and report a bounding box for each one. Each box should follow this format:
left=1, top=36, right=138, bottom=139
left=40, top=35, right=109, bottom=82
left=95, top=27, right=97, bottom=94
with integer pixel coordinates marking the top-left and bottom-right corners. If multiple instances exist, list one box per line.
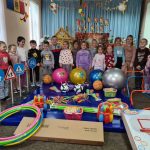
left=0, top=104, right=43, bottom=147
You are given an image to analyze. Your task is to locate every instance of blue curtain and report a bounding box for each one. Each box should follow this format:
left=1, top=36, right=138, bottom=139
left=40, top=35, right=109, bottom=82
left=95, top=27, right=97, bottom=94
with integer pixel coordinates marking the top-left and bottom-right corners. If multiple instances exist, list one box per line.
left=42, top=0, right=142, bottom=44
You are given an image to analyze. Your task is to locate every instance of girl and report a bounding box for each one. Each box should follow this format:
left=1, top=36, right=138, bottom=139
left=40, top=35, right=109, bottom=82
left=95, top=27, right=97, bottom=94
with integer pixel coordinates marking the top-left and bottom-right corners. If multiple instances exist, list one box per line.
left=89, top=39, right=98, bottom=58
left=72, top=40, right=80, bottom=67
left=114, top=37, right=125, bottom=69
left=124, top=35, right=136, bottom=73
left=8, top=44, right=19, bottom=93
left=105, top=45, right=114, bottom=70
left=59, top=41, right=73, bottom=73
left=92, top=46, right=105, bottom=71
left=76, top=41, right=92, bottom=77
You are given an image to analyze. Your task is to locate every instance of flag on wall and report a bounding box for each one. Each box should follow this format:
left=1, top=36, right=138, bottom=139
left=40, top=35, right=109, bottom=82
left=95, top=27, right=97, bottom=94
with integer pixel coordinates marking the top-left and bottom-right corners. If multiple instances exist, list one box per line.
left=6, top=0, right=25, bottom=14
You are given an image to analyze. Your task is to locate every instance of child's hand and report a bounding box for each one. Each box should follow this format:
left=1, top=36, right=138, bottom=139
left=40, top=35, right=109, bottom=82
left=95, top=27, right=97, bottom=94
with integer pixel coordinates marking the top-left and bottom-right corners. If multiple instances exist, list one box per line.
left=136, top=65, right=141, bottom=70
left=113, top=63, right=116, bottom=66
left=37, top=63, right=40, bottom=66
left=71, top=64, right=74, bottom=67
left=89, top=66, right=92, bottom=70
left=130, top=63, right=133, bottom=68
left=122, top=63, right=125, bottom=66
left=59, top=63, right=62, bottom=67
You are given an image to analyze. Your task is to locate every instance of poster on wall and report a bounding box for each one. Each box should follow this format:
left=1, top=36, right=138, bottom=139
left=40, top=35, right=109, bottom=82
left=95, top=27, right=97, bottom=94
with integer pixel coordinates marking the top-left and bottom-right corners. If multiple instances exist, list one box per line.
left=6, top=0, right=25, bottom=14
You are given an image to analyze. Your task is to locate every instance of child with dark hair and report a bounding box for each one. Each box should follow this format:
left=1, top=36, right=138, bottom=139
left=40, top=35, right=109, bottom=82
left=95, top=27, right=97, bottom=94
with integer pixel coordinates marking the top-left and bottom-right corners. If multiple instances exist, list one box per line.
left=89, top=39, right=98, bottom=58
left=76, top=41, right=92, bottom=77
left=114, top=37, right=125, bottom=69
left=134, top=38, right=150, bottom=89
left=50, top=36, right=61, bottom=69
left=28, top=40, right=41, bottom=86
left=59, top=41, right=73, bottom=73
left=41, top=41, right=54, bottom=76
left=17, top=36, right=28, bottom=91
left=0, top=41, right=12, bottom=101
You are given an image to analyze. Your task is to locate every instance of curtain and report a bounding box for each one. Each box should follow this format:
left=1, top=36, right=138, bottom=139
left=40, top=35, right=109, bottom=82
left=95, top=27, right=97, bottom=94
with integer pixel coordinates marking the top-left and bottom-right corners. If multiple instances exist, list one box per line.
left=42, top=0, right=142, bottom=44
left=29, top=0, right=40, bottom=45
left=0, top=0, right=7, bottom=42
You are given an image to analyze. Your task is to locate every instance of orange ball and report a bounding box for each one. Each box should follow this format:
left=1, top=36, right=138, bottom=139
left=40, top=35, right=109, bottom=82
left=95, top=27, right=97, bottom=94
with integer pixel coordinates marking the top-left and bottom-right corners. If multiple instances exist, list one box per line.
left=43, top=75, right=52, bottom=84
left=93, top=80, right=103, bottom=90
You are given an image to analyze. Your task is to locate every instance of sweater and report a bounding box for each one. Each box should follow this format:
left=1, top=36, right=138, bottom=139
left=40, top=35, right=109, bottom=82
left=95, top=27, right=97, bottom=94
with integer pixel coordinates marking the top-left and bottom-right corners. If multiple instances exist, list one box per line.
left=59, top=49, right=73, bottom=65
left=114, top=46, right=125, bottom=64
left=105, top=53, right=114, bottom=69
left=41, top=50, right=54, bottom=65
left=17, top=47, right=28, bottom=62
left=9, top=52, right=19, bottom=65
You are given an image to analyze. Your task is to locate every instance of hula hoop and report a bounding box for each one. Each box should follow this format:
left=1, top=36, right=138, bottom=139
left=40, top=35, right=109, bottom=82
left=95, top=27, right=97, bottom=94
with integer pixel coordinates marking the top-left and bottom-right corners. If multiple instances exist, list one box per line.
left=0, top=104, right=43, bottom=147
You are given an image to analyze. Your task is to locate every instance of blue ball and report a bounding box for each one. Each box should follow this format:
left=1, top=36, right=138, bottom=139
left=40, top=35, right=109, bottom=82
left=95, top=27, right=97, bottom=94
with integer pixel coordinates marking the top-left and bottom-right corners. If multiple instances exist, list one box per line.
left=89, top=69, right=103, bottom=83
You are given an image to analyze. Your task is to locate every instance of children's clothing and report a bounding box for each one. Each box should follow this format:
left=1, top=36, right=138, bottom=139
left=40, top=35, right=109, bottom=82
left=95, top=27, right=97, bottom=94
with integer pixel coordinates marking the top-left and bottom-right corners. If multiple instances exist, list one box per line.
left=105, top=53, right=114, bottom=69
left=59, top=49, right=73, bottom=73
left=72, top=48, right=79, bottom=67
left=89, top=47, right=97, bottom=58
left=92, top=53, right=105, bottom=71
left=114, top=46, right=125, bottom=69
left=144, top=56, right=150, bottom=90
left=50, top=44, right=61, bottom=69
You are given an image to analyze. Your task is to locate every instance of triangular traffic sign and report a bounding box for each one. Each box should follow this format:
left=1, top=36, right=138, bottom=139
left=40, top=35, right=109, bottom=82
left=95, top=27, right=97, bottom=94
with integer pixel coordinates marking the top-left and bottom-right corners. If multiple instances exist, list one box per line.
left=16, top=66, right=23, bottom=73
left=5, top=66, right=16, bottom=80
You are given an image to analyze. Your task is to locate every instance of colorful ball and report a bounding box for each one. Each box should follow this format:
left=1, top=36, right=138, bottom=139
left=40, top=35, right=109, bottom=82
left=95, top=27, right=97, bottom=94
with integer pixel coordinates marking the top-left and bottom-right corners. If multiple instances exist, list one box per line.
left=52, top=68, right=68, bottom=84
left=98, top=114, right=104, bottom=122
left=70, top=68, right=86, bottom=84
left=89, top=69, right=103, bottom=83
left=109, top=114, right=113, bottom=122
left=93, top=80, right=103, bottom=90
left=43, top=74, right=52, bottom=84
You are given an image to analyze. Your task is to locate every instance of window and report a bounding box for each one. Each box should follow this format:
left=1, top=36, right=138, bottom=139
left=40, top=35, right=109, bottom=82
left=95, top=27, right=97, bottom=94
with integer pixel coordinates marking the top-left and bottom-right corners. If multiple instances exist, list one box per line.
left=0, top=0, right=7, bottom=42
left=29, top=0, right=40, bottom=45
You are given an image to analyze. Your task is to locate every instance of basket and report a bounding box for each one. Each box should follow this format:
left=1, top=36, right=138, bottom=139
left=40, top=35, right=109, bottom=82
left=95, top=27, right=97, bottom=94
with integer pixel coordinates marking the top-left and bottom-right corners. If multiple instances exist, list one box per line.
left=103, top=88, right=117, bottom=98
left=64, top=106, right=83, bottom=120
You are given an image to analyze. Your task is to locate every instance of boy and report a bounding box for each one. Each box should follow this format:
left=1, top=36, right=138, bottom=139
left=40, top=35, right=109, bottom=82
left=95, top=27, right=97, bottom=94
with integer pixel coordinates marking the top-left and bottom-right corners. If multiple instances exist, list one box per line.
left=28, top=40, right=41, bottom=86
left=0, top=41, right=12, bottom=101
left=49, top=36, right=61, bottom=69
left=134, top=38, right=150, bottom=89
left=41, top=41, right=54, bottom=76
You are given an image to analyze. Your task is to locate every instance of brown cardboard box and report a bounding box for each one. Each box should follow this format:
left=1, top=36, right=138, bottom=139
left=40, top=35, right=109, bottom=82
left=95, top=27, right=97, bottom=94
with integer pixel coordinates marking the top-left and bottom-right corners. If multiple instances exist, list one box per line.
left=14, top=117, right=104, bottom=145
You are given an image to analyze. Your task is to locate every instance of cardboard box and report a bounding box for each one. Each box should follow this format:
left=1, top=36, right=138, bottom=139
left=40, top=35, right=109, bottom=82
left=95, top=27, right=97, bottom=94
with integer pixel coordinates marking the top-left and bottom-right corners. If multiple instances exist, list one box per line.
left=14, top=117, right=104, bottom=145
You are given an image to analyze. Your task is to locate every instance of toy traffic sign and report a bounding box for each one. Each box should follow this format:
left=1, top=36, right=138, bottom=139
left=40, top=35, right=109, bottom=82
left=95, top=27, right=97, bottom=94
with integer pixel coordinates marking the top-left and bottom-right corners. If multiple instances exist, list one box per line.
left=28, top=58, right=36, bottom=69
left=0, top=69, right=5, bottom=82
left=14, top=64, right=25, bottom=76
left=5, top=66, right=16, bottom=80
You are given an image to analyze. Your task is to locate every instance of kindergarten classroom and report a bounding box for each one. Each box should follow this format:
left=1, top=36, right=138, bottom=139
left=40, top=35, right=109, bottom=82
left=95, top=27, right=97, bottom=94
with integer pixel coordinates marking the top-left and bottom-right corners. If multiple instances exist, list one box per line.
left=0, top=0, right=150, bottom=150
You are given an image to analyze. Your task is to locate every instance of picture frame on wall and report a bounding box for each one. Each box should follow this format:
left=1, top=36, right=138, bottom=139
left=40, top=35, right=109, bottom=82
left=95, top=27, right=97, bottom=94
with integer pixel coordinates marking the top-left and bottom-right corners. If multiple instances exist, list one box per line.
left=14, top=0, right=20, bottom=13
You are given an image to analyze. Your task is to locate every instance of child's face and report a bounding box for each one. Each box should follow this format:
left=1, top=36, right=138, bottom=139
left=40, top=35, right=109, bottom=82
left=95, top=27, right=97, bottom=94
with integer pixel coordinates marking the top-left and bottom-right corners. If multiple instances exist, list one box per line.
left=92, top=40, right=97, bottom=48
left=115, top=39, right=121, bottom=46
left=81, top=43, right=87, bottom=49
left=39, top=45, right=43, bottom=50
left=18, top=40, right=25, bottom=47
left=0, top=43, right=7, bottom=52
left=52, top=37, right=58, bottom=45
left=63, top=42, right=69, bottom=49
left=73, top=42, right=78, bottom=49
left=107, top=46, right=113, bottom=54
left=139, top=39, right=147, bottom=49
left=43, top=44, right=49, bottom=50
left=98, top=47, right=103, bottom=54
left=30, top=43, right=37, bottom=49
left=126, top=37, right=133, bottom=45
left=10, top=46, right=16, bottom=54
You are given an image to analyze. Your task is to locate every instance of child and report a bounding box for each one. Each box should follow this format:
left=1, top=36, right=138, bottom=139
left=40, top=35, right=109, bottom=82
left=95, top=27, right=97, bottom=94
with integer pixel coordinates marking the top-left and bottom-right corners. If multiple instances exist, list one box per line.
left=105, top=45, right=114, bottom=70
left=124, top=35, right=136, bottom=73
left=59, top=41, right=73, bottom=73
left=144, top=55, right=150, bottom=90
left=89, top=39, right=98, bottom=58
left=114, top=37, right=125, bottom=69
left=0, top=41, right=12, bottom=101
left=28, top=40, right=41, bottom=86
left=76, top=41, right=92, bottom=77
left=92, top=46, right=105, bottom=71
left=41, top=41, right=54, bottom=76
left=17, top=36, right=28, bottom=90
left=134, top=38, right=150, bottom=89
left=50, top=36, right=61, bottom=69
left=8, top=44, right=19, bottom=93
left=72, top=40, right=80, bottom=67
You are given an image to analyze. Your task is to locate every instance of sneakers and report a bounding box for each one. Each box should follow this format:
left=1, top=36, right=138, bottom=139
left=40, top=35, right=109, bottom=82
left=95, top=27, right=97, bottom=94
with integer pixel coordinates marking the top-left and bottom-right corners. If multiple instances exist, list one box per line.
left=17, top=89, right=25, bottom=93
left=31, top=83, right=36, bottom=87
left=13, top=89, right=18, bottom=94
left=36, top=82, right=40, bottom=87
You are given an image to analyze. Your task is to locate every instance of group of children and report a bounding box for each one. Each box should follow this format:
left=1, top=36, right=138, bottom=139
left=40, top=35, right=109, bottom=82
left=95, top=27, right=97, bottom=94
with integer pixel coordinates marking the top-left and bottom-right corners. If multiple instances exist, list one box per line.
left=0, top=34, right=150, bottom=101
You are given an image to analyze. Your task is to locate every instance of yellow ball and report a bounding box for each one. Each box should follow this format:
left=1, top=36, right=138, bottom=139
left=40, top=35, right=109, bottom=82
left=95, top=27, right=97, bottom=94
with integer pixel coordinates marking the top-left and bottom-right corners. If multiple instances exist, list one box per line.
left=70, top=68, right=86, bottom=84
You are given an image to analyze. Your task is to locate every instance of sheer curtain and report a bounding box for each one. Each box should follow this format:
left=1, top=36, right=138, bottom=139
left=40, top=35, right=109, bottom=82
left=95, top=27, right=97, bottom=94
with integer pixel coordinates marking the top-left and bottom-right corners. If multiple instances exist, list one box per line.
left=0, top=0, right=7, bottom=42
left=29, top=0, right=40, bottom=45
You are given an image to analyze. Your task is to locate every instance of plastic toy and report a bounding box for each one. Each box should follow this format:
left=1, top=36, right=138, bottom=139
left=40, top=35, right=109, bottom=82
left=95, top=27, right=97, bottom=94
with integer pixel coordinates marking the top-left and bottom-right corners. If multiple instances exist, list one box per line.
left=89, top=69, right=103, bottom=83
left=60, top=82, right=69, bottom=92
left=49, top=86, right=61, bottom=92
left=70, top=68, right=86, bottom=84
left=74, top=84, right=84, bottom=94
left=64, top=106, right=83, bottom=120
left=93, top=80, right=103, bottom=90
left=0, top=104, right=43, bottom=146
left=43, top=74, right=52, bottom=84
left=97, top=102, right=114, bottom=124
left=52, top=68, right=68, bottom=84
left=33, top=95, right=45, bottom=108
left=102, top=68, right=126, bottom=89
left=103, top=88, right=117, bottom=98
